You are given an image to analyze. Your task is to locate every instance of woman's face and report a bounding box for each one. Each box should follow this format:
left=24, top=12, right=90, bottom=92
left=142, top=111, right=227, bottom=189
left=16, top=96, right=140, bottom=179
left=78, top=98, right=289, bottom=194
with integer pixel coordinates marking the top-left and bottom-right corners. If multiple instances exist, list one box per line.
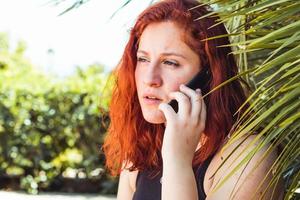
left=135, top=21, right=201, bottom=124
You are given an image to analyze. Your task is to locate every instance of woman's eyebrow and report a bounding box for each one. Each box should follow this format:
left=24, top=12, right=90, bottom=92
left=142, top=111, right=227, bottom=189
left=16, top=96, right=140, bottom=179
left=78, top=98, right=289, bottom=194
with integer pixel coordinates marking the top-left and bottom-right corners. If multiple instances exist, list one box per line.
left=137, top=50, right=187, bottom=60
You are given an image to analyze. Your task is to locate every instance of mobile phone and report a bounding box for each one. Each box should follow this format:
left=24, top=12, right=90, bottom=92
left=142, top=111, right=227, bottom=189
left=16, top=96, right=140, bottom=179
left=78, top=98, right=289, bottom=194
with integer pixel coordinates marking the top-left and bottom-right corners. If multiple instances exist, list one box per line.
left=168, top=67, right=209, bottom=113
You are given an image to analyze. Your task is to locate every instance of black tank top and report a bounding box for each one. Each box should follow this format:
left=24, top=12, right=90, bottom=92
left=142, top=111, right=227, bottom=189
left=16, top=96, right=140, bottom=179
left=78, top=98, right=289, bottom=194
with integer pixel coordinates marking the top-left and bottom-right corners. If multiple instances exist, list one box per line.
left=132, top=155, right=214, bottom=200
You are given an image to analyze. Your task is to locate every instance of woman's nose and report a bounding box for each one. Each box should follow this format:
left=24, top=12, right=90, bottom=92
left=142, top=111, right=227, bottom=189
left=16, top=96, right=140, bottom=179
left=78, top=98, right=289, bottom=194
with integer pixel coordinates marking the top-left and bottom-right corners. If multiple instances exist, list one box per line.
left=143, top=66, right=162, bottom=87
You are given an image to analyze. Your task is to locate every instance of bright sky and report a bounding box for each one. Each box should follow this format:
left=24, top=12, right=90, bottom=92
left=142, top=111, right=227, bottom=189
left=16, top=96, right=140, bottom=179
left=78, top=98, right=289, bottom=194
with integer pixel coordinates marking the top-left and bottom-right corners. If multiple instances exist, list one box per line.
left=0, top=0, right=152, bottom=76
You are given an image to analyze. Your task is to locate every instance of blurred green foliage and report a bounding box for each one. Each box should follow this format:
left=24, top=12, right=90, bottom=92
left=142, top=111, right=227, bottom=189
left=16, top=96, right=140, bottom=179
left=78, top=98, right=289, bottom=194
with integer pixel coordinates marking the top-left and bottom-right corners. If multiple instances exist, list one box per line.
left=0, top=33, right=117, bottom=194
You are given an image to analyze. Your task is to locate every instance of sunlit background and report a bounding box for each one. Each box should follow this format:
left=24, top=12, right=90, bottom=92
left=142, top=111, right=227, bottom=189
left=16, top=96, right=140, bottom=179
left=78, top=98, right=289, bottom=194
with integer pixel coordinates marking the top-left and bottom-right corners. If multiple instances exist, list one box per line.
left=0, top=1, right=155, bottom=199
left=0, top=0, right=151, bottom=76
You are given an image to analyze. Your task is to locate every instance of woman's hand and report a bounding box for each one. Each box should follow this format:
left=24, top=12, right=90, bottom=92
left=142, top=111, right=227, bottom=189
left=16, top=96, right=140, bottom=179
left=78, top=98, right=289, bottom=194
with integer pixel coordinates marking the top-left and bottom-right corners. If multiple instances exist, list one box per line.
left=158, top=84, right=207, bottom=166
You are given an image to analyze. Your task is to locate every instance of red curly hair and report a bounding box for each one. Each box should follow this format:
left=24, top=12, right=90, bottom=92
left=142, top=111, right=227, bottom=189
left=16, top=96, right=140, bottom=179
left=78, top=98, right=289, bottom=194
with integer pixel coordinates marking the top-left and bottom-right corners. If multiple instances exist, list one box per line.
left=102, top=0, right=249, bottom=176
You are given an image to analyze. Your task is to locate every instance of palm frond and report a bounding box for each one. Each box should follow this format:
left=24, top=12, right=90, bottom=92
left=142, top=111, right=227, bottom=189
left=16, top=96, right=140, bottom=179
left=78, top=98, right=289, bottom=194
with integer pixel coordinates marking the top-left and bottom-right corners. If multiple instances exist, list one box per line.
left=48, top=0, right=91, bottom=16
left=201, top=0, right=300, bottom=198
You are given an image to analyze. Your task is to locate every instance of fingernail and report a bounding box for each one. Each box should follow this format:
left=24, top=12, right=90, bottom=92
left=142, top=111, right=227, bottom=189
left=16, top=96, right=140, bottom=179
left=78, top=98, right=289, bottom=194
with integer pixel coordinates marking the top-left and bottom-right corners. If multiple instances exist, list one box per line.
left=196, top=88, right=201, bottom=93
left=158, top=103, right=162, bottom=109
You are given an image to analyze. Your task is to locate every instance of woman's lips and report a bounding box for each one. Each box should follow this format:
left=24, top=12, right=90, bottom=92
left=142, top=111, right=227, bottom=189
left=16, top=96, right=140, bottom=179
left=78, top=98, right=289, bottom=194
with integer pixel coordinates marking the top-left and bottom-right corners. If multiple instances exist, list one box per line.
left=143, top=97, right=163, bottom=105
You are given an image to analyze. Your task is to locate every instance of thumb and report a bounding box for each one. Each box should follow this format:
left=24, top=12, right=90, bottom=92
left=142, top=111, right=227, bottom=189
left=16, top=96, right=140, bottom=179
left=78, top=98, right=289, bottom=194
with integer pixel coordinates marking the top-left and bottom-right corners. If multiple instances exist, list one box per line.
left=158, top=102, right=176, bottom=123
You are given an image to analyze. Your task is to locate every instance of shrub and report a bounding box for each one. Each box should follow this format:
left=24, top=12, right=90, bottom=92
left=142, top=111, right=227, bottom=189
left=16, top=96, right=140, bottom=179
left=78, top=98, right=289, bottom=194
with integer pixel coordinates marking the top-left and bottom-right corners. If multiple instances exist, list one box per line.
left=0, top=33, right=117, bottom=194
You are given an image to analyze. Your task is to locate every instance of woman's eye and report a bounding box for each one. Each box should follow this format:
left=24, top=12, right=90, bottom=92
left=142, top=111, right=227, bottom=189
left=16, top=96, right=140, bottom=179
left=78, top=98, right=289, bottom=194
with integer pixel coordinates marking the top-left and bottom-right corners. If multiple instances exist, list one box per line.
left=163, top=60, right=180, bottom=67
left=137, top=57, right=148, bottom=63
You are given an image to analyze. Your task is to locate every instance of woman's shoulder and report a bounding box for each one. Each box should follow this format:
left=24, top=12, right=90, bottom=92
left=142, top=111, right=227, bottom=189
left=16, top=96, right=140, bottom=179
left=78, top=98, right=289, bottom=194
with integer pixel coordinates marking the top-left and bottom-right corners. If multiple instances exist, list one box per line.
left=209, top=134, right=278, bottom=169
left=117, top=161, right=139, bottom=199
left=204, top=134, right=283, bottom=199
left=128, top=169, right=139, bottom=192
left=121, top=161, right=139, bottom=192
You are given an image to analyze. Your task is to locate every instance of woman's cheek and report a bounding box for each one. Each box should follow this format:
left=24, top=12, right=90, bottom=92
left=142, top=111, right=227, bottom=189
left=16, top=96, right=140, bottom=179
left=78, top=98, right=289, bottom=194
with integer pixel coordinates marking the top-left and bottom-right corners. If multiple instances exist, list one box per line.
left=169, top=79, right=183, bottom=92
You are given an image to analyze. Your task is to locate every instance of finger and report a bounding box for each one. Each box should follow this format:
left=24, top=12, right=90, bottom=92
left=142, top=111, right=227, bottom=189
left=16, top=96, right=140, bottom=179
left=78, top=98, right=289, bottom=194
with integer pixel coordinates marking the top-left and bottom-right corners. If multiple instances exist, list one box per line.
left=179, top=84, right=202, bottom=118
left=168, top=91, right=191, bottom=117
left=198, top=92, right=207, bottom=129
left=158, top=102, right=176, bottom=122
left=192, top=88, right=203, bottom=119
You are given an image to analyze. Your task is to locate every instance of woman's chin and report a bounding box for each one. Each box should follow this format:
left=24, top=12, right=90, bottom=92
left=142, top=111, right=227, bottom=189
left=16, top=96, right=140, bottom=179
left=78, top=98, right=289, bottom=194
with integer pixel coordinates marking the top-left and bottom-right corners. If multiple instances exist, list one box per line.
left=142, top=111, right=166, bottom=124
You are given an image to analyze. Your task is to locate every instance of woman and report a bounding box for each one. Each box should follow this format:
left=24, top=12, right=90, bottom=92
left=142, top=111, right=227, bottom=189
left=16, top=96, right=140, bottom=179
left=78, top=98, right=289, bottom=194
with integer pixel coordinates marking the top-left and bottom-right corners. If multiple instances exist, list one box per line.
left=102, top=0, right=283, bottom=199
